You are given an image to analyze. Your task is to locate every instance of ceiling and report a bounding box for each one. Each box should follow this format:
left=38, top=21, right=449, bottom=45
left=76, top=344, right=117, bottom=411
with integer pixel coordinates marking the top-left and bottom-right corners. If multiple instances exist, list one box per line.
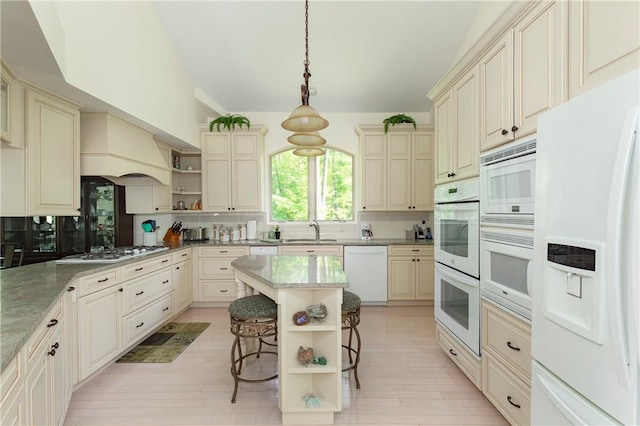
left=152, top=1, right=483, bottom=114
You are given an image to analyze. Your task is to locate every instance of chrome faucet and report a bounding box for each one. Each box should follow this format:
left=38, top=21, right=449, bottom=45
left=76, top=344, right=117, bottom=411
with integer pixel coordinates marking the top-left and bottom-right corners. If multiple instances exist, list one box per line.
left=310, top=220, right=320, bottom=240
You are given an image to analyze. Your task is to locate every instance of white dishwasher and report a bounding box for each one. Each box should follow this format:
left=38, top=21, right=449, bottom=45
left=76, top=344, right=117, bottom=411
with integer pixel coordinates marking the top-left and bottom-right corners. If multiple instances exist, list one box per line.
left=344, top=245, right=388, bottom=304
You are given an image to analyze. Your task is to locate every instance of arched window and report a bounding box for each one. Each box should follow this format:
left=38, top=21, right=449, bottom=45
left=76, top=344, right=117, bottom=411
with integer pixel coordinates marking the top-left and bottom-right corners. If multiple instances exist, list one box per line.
left=270, top=147, right=353, bottom=222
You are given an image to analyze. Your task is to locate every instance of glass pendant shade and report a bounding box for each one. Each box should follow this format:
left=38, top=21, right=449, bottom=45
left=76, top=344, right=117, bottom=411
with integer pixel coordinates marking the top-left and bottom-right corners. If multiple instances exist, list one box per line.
left=281, top=105, right=329, bottom=132
left=287, top=131, right=327, bottom=147
left=293, top=147, right=325, bottom=157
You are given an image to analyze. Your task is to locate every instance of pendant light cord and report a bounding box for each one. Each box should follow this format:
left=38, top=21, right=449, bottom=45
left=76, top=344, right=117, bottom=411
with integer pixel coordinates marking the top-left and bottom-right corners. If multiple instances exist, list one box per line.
left=301, top=0, right=311, bottom=105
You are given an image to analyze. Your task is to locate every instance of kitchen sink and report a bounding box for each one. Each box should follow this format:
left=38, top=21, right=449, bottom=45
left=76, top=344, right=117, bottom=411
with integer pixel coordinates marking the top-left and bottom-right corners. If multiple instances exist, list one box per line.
left=283, top=238, right=338, bottom=242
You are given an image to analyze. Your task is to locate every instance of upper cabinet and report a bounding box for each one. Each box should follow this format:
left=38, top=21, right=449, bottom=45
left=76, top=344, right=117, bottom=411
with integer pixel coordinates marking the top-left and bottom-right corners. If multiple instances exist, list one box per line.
left=1, top=85, right=81, bottom=216
left=1, top=61, right=24, bottom=148
left=358, top=125, right=434, bottom=211
left=479, top=1, right=567, bottom=151
left=568, top=0, right=640, bottom=98
left=201, top=127, right=267, bottom=213
left=434, top=66, right=480, bottom=185
left=124, top=141, right=172, bottom=214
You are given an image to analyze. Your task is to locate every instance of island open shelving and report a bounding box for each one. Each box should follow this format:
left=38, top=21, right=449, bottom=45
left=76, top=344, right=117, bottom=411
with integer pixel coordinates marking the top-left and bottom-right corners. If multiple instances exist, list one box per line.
left=231, top=255, right=347, bottom=425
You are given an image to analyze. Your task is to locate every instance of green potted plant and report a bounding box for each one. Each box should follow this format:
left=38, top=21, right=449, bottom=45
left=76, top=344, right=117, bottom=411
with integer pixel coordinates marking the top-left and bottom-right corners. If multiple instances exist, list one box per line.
left=209, top=114, right=251, bottom=132
left=273, top=225, right=281, bottom=240
left=382, top=113, right=417, bottom=133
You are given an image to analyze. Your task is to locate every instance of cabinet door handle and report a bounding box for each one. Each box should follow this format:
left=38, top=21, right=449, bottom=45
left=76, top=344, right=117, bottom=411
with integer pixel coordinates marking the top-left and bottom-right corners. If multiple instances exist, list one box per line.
left=412, top=249, right=419, bottom=252
left=511, top=125, right=519, bottom=132
left=176, top=266, right=180, bottom=270
left=162, top=280, right=169, bottom=284
left=449, top=349, right=457, bottom=357
left=98, top=278, right=109, bottom=283
left=136, top=322, right=144, bottom=328
left=306, top=250, right=315, bottom=253
left=412, top=258, right=416, bottom=262
left=48, top=348, right=56, bottom=356
left=220, top=267, right=228, bottom=270
left=181, top=253, right=188, bottom=257
left=220, top=250, right=228, bottom=253
left=507, top=395, right=521, bottom=408
left=47, top=319, right=59, bottom=328
left=67, top=286, right=75, bottom=292
left=136, top=291, right=144, bottom=296
left=51, top=342, right=59, bottom=350
left=135, top=267, right=144, bottom=272
left=162, top=307, right=169, bottom=312
left=363, top=206, right=366, bottom=210
left=220, top=289, right=228, bottom=293
left=119, top=288, right=123, bottom=292
left=416, top=258, right=420, bottom=262
left=162, top=259, right=169, bottom=263
left=506, top=341, right=521, bottom=351
left=501, top=129, right=508, bottom=135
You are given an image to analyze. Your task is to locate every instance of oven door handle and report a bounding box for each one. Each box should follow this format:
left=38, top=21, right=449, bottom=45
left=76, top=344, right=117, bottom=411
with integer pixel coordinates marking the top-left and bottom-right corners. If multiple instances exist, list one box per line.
left=527, top=259, right=533, bottom=298
left=436, top=262, right=479, bottom=289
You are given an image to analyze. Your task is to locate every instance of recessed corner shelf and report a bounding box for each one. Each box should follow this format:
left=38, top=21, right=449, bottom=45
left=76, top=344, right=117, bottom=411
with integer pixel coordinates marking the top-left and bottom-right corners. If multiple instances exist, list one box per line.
left=172, top=168, right=201, bottom=174
left=288, top=366, right=337, bottom=374
left=172, top=191, right=202, bottom=195
left=287, top=325, right=337, bottom=332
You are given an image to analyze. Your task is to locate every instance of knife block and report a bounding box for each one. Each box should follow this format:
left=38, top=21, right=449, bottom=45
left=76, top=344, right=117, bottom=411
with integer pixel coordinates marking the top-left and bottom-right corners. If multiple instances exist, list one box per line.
left=162, top=228, right=181, bottom=244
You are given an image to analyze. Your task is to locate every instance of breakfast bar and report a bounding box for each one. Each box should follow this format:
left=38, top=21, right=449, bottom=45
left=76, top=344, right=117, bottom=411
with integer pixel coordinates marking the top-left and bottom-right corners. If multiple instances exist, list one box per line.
left=231, top=255, right=348, bottom=425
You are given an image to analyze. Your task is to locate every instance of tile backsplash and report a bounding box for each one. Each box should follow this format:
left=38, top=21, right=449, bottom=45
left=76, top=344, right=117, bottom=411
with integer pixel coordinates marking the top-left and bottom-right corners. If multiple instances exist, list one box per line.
left=134, top=211, right=434, bottom=244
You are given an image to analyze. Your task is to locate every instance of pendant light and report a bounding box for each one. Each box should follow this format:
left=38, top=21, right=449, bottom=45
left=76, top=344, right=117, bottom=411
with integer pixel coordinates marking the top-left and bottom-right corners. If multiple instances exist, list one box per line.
left=282, top=0, right=328, bottom=157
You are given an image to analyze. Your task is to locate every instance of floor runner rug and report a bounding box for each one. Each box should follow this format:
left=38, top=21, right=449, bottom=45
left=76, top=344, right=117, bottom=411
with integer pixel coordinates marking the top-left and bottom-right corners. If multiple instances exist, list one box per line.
left=116, top=322, right=210, bottom=363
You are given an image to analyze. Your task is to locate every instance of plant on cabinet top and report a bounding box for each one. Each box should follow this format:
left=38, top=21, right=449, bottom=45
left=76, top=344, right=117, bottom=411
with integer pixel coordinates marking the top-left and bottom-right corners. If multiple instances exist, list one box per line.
left=209, top=114, right=251, bottom=132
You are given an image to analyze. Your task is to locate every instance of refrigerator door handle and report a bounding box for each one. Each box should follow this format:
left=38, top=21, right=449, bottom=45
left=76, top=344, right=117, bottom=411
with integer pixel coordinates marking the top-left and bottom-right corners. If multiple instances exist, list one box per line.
left=605, top=106, right=639, bottom=389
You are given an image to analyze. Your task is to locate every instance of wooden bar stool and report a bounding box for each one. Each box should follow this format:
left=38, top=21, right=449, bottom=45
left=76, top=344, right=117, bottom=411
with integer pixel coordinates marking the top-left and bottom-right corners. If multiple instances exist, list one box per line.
left=342, top=290, right=362, bottom=389
left=228, top=294, right=278, bottom=403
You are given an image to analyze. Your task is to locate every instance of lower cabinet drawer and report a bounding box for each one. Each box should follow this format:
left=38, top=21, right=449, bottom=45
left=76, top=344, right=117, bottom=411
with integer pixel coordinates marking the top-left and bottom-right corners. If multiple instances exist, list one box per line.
left=436, top=324, right=482, bottom=390
left=482, top=300, right=531, bottom=379
left=483, top=352, right=531, bottom=426
left=122, top=269, right=172, bottom=315
left=122, top=293, right=174, bottom=347
left=200, top=281, right=236, bottom=301
left=199, top=258, right=235, bottom=280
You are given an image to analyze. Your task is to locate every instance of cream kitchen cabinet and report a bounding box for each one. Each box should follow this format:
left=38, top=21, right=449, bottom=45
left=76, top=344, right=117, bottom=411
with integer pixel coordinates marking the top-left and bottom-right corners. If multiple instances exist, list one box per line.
left=172, top=248, right=193, bottom=313
left=357, top=125, right=434, bottom=211
left=278, top=245, right=344, bottom=267
left=387, top=245, right=434, bottom=301
left=24, top=299, right=68, bottom=426
left=479, top=1, right=566, bottom=151
left=125, top=185, right=172, bottom=213
left=436, top=323, right=482, bottom=390
left=1, top=60, right=24, bottom=148
left=482, top=300, right=531, bottom=426
left=77, top=283, right=122, bottom=381
left=196, top=246, right=249, bottom=302
left=1, top=86, right=81, bottom=216
left=568, top=0, right=640, bottom=98
left=434, top=66, right=480, bottom=184
left=125, top=141, right=172, bottom=214
left=201, top=127, right=267, bottom=212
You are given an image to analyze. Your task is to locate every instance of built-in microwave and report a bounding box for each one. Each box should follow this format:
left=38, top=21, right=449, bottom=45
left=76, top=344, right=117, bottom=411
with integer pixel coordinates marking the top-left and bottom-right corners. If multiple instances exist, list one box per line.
left=480, top=228, right=533, bottom=321
left=480, top=136, right=536, bottom=229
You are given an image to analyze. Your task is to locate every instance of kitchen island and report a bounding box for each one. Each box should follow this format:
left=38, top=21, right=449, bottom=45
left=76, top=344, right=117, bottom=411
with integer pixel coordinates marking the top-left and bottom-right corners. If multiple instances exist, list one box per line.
left=231, top=255, right=348, bottom=425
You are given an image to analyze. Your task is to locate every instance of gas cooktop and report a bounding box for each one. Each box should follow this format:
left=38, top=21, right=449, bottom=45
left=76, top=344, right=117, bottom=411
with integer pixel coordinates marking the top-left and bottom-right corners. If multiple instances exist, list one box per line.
left=55, top=246, right=169, bottom=264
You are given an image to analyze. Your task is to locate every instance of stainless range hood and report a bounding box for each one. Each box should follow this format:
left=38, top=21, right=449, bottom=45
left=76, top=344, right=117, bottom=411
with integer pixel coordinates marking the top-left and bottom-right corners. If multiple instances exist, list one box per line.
left=80, top=113, right=171, bottom=186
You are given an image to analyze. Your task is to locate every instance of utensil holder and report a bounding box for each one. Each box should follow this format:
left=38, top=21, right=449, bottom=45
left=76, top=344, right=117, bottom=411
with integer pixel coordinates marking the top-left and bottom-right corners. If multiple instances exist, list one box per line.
left=143, top=232, right=157, bottom=246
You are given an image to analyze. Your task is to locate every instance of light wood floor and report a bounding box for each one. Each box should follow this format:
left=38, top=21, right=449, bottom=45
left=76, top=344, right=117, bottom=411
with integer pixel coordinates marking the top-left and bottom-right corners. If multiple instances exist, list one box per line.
left=64, top=305, right=508, bottom=425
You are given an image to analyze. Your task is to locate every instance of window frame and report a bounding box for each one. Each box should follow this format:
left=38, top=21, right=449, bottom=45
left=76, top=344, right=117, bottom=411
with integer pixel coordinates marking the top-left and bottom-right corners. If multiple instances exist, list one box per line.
left=268, top=145, right=355, bottom=224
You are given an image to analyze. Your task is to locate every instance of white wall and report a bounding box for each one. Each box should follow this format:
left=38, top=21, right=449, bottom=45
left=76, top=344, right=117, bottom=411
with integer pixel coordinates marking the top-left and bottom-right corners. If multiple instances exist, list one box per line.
left=29, top=1, right=204, bottom=148
left=453, top=1, right=514, bottom=64
left=238, top=111, right=432, bottom=155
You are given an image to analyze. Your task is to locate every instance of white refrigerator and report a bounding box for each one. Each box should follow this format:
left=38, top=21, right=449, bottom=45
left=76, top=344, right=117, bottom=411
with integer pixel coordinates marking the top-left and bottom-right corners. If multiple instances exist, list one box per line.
left=531, top=68, right=639, bottom=425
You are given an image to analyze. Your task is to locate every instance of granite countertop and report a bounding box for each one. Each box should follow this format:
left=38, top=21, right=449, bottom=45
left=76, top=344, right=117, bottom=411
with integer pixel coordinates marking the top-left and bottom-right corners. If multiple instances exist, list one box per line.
left=231, top=255, right=349, bottom=289
left=0, top=238, right=430, bottom=373
left=0, top=246, right=186, bottom=373
left=185, top=238, right=434, bottom=247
